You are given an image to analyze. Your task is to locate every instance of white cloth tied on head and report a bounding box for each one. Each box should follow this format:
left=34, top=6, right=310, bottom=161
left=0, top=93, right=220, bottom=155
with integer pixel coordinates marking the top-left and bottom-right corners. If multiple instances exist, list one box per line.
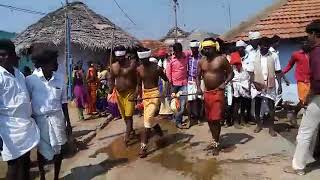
left=236, top=40, right=247, bottom=47
left=149, top=57, right=158, bottom=64
left=248, top=31, right=261, bottom=40
left=114, top=50, right=126, bottom=57
left=137, top=50, right=152, bottom=59
left=189, top=41, right=201, bottom=48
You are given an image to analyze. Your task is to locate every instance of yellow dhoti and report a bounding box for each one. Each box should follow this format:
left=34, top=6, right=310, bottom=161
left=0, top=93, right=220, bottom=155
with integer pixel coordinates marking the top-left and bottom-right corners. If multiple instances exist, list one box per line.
left=143, top=88, right=160, bottom=128
left=116, top=89, right=135, bottom=118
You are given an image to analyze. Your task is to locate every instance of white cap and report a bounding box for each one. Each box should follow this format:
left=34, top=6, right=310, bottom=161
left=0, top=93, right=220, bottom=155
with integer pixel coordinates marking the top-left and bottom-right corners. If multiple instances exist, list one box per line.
left=236, top=40, right=247, bottom=47
left=149, top=57, right=158, bottom=64
left=189, top=41, right=201, bottom=48
left=137, top=50, right=152, bottom=59
left=248, top=31, right=261, bottom=40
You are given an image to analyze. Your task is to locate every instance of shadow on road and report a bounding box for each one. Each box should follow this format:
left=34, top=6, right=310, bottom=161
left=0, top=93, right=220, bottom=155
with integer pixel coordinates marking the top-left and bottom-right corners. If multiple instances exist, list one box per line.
left=62, top=158, right=128, bottom=180
left=220, top=133, right=254, bottom=151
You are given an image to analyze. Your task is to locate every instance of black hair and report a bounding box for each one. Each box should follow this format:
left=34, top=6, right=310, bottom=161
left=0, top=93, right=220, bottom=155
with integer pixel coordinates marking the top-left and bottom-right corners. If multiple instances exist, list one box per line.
left=137, top=47, right=150, bottom=52
left=32, top=50, right=58, bottom=68
left=190, top=39, right=199, bottom=42
left=259, top=37, right=271, bottom=47
left=271, top=35, right=281, bottom=43
left=0, top=39, right=16, bottom=56
left=114, top=45, right=126, bottom=52
left=203, top=37, right=215, bottom=42
left=306, top=20, right=320, bottom=36
left=172, top=43, right=183, bottom=52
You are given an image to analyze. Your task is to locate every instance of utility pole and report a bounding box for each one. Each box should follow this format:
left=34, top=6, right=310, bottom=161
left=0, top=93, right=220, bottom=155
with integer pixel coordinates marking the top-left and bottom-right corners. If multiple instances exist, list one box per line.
left=65, top=0, right=72, bottom=100
left=173, top=0, right=178, bottom=43
left=109, top=24, right=115, bottom=67
left=227, top=0, right=232, bottom=29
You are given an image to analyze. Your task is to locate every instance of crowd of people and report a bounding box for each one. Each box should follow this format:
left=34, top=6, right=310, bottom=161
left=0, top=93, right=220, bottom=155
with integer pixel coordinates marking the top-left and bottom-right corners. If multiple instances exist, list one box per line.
left=1, top=19, right=320, bottom=179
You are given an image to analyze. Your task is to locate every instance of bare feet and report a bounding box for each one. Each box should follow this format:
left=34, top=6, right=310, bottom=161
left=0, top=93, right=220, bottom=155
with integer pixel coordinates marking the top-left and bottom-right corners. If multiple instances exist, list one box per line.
left=269, top=128, right=277, bottom=137
left=254, top=126, right=262, bottom=133
left=139, top=144, right=148, bottom=158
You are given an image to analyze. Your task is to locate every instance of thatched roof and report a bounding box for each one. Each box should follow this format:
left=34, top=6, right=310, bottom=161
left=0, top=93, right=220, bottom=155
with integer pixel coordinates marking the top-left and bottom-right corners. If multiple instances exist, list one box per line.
left=182, top=30, right=219, bottom=49
left=14, top=1, right=140, bottom=52
left=160, top=27, right=189, bottom=41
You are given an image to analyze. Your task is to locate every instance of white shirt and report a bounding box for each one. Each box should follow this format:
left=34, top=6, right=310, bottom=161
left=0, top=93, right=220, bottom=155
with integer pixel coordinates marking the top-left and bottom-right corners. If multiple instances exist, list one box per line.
left=0, top=66, right=40, bottom=161
left=26, top=68, right=68, bottom=116
left=243, top=45, right=260, bottom=72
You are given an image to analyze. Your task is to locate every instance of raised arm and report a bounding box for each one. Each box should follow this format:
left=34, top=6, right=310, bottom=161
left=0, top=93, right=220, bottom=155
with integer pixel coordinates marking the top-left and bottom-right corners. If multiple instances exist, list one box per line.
left=282, top=54, right=297, bottom=74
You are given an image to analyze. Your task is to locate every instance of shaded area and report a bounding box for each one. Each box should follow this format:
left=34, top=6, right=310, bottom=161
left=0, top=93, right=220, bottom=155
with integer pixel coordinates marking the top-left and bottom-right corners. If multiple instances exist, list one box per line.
left=220, top=133, right=254, bottom=152
left=62, top=158, right=128, bottom=180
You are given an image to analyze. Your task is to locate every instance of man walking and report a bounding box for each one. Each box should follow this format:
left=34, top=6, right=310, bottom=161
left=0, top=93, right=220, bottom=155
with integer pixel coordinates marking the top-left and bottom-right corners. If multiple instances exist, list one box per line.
left=247, top=37, right=282, bottom=137
left=197, top=38, right=234, bottom=155
left=109, top=46, right=138, bottom=145
left=26, top=50, right=72, bottom=180
left=187, top=40, right=202, bottom=127
left=166, top=43, right=189, bottom=129
left=284, top=20, right=320, bottom=176
left=136, top=48, right=168, bottom=158
left=0, top=39, right=40, bottom=180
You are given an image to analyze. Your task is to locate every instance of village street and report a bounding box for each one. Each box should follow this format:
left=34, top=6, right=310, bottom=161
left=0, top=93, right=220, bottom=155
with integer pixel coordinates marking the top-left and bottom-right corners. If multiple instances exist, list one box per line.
left=1, top=105, right=319, bottom=180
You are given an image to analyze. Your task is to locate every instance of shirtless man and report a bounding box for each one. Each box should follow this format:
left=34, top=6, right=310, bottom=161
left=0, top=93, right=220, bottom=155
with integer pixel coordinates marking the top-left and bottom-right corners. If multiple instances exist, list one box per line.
left=109, top=45, right=138, bottom=145
left=197, top=38, right=234, bottom=155
left=136, top=48, right=169, bottom=158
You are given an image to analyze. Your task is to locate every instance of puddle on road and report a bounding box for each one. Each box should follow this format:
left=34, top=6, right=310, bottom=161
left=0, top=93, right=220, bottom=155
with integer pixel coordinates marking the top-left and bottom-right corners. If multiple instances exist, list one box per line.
left=93, top=120, right=221, bottom=180
left=148, top=142, right=220, bottom=180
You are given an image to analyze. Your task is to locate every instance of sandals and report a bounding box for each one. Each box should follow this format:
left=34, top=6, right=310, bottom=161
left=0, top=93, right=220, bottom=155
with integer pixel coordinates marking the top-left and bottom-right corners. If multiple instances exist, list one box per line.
left=283, top=166, right=306, bottom=176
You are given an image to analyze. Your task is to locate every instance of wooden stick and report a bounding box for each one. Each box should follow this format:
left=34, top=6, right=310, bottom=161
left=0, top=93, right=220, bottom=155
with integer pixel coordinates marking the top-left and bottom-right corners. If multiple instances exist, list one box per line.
left=129, top=93, right=202, bottom=101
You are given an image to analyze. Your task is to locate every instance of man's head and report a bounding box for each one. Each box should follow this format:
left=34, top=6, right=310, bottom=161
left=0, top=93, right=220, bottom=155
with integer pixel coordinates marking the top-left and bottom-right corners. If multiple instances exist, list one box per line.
left=32, top=50, right=59, bottom=73
left=88, top=61, right=94, bottom=67
left=189, top=40, right=200, bottom=56
left=306, top=20, right=320, bottom=46
left=235, top=40, right=247, bottom=57
left=137, top=47, right=152, bottom=65
left=172, top=43, right=183, bottom=58
left=270, top=35, right=281, bottom=49
left=248, top=31, right=261, bottom=49
left=114, top=45, right=126, bottom=62
left=259, top=37, right=271, bottom=56
left=0, top=39, right=17, bottom=69
left=201, top=38, right=220, bottom=58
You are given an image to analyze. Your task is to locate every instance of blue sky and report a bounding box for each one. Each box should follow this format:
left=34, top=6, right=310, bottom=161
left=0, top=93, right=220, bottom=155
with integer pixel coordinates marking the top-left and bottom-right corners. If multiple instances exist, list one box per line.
left=0, top=0, right=275, bottom=39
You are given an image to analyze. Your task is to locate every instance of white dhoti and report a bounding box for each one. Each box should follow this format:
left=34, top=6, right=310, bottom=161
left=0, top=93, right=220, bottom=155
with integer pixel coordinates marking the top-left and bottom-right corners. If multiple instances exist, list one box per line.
left=35, top=110, right=67, bottom=160
left=187, top=81, right=200, bottom=101
left=292, top=95, right=320, bottom=170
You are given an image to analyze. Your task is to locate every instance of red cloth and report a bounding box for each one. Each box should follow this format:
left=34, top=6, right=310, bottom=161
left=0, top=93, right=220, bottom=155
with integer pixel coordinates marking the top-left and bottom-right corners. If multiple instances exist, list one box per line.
left=166, top=53, right=189, bottom=86
left=204, top=89, right=225, bottom=121
left=230, top=51, right=242, bottom=71
left=156, top=49, right=168, bottom=57
left=282, top=50, right=311, bottom=83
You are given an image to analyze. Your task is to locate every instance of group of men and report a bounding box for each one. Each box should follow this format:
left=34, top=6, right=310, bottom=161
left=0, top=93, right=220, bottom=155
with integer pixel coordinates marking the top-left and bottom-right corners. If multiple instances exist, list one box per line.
left=108, top=19, right=320, bottom=175
left=0, top=40, right=71, bottom=180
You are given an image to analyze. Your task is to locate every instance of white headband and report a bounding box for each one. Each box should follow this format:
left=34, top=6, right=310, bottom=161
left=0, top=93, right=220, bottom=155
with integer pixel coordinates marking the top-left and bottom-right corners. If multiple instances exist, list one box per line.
left=189, top=41, right=200, bottom=48
left=137, top=50, right=152, bottom=59
left=114, top=50, right=126, bottom=57
left=236, top=40, right=247, bottom=47
left=149, top=57, right=158, bottom=64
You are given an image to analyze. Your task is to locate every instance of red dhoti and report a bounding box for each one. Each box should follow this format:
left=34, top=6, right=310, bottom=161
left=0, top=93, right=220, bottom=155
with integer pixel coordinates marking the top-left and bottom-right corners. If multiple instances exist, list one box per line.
left=204, top=89, right=225, bottom=121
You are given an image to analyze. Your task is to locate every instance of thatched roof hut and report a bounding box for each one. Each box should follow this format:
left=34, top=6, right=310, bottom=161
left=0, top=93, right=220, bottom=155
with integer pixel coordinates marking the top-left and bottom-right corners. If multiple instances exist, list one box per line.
left=14, top=1, right=140, bottom=73
left=14, top=1, right=140, bottom=52
left=160, top=27, right=189, bottom=45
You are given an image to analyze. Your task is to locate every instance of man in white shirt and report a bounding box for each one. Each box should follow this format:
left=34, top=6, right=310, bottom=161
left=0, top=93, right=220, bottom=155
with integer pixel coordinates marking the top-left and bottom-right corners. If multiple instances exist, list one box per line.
left=26, top=50, right=72, bottom=180
left=0, top=40, right=40, bottom=180
left=247, top=37, right=282, bottom=137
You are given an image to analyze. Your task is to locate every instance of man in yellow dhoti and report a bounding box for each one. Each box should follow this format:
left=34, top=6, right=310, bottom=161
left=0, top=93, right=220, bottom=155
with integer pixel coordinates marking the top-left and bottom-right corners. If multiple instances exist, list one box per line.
left=136, top=48, right=169, bottom=158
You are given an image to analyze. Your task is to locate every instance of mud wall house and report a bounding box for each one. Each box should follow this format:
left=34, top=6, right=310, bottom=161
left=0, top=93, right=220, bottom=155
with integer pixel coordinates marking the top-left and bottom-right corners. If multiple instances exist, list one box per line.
left=160, top=27, right=189, bottom=46
left=221, top=0, right=320, bottom=103
left=14, top=1, right=140, bottom=75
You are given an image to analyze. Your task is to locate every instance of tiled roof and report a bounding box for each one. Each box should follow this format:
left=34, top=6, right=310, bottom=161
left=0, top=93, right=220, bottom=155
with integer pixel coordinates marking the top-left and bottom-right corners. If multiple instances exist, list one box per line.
left=222, top=0, right=320, bottom=42
left=141, top=40, right=169, bottom=55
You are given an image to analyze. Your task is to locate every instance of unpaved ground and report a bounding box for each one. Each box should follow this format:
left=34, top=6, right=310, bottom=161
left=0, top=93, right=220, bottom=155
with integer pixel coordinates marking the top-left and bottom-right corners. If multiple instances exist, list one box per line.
left=1, top=106, right=320, bottom=180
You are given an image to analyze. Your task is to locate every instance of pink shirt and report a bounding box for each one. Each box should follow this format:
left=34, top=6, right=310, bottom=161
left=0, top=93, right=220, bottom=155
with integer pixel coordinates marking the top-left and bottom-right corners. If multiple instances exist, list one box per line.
left=166, top=52, right=189, bottom=86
